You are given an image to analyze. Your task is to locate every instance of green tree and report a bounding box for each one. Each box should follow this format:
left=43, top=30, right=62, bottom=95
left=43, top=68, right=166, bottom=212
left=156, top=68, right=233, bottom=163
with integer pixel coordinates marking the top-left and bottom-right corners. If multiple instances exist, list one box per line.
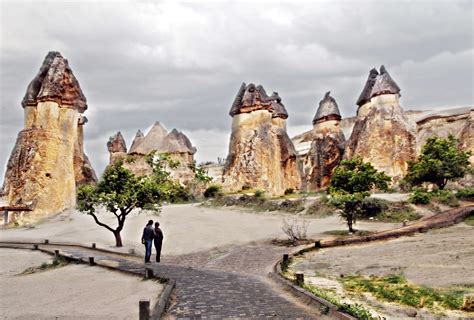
left=77, top=160, right=165, bottom=247
left=329, top=157, right=391, bottom=232
left=403, top=135, right=471, bottom=190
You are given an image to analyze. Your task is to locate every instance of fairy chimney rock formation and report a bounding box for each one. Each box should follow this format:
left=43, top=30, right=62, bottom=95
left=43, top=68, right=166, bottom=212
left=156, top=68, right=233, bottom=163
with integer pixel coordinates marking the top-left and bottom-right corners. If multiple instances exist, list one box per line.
left=129, top=129, right=145, bottom=154
left=107, top=122, right=197, bottom=183
left=302, top=92, right=345, bottom=190
left=345, top=66, right=416, bottom=182
left=1, top=51, right=97, bottom=224
left=107, top=131, right=127, bottom=164
left=222, top=83, right=301, bottom=195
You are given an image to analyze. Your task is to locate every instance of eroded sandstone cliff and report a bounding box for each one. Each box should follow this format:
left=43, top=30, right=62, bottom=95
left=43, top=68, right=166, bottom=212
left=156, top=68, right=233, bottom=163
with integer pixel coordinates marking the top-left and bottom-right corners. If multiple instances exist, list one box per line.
left=222, top=83, right=301, bottom=195
left=1, top=51, right=97, bottom=223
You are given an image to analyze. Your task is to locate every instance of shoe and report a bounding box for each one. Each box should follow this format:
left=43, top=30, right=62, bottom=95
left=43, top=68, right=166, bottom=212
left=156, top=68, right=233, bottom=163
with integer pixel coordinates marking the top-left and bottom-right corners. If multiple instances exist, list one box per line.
left=145, top=261, right=151, bottom=264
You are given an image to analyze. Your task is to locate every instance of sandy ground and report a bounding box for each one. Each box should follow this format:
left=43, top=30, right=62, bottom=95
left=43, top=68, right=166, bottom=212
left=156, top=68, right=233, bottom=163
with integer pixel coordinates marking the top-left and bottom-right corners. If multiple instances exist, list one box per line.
left=0, top=204, right=396, bottom=256
left=0, top=248, right=163, bottom=320
left=293, top=223, right=474, bottom=288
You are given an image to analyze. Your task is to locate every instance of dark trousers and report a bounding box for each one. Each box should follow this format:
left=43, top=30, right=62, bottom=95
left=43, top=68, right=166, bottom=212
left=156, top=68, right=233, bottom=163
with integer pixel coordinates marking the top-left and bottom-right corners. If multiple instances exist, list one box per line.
left=144, top=240, right=153, bottom=262
left=154, top=240, right=162, bottom=262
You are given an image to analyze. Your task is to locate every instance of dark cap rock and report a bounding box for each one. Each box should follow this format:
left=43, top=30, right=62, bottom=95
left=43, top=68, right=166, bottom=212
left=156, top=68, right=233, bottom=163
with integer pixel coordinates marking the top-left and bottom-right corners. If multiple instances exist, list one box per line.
left=313, top=91, right=341, bottom=125
left=22, top=51, right=87, bottom=113
left=356, top=65, right=400, bottom=107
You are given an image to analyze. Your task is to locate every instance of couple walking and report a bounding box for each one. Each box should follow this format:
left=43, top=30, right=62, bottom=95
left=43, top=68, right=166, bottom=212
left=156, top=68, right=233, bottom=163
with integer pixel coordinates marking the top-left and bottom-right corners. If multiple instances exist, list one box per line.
left=141, top=220, right=163, bottom=264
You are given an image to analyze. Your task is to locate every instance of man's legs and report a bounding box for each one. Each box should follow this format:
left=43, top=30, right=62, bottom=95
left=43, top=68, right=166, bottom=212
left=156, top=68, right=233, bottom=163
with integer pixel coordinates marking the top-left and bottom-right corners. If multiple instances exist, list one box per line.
left=145, top=240, right=152, bottom=263
left=155, top=242, right=162, bottom=262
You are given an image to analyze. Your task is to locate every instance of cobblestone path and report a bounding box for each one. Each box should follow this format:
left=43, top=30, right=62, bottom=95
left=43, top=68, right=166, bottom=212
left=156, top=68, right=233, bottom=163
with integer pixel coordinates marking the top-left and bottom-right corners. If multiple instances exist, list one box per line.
left=0, top=242, right=319, bottom=319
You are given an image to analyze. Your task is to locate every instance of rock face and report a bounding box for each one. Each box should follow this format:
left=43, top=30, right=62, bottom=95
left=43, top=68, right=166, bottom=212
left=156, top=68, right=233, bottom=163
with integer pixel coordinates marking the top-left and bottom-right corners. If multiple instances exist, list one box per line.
left=415, top=107, right=474, bottom=163
left=344, top=66, right=416, bottom=182
left=107, top=131, right=127, bottom=164
left=107, top=122, right=197, bottom=183
left=1, top=51, right=97, bottom=223
left=300, top=92, right=345, bottom=191
left=222, top=83, right=301, bottom=195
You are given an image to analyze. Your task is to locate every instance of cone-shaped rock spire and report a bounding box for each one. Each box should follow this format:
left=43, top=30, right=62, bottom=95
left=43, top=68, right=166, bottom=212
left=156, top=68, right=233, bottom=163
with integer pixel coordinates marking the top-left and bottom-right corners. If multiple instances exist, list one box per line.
left=22, top=51, right=87, bottom=112
left=313, top=91, right=341, bottom=125
left=107, top=131, right=127, bottom=153
left=129, top=129, right=145, bottom=154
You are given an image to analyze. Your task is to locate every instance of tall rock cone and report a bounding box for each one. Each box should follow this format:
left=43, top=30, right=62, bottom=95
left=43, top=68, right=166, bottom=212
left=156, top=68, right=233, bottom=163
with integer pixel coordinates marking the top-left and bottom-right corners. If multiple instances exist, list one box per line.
left=129, top=129, right=145, bottom=154
left=345, top=66, right=416, bottom=182
left=222, top=83, right=301, bottom=195
left=1, top=51, right=97, bottom=224
left=302, top=92, right=345, bottom=191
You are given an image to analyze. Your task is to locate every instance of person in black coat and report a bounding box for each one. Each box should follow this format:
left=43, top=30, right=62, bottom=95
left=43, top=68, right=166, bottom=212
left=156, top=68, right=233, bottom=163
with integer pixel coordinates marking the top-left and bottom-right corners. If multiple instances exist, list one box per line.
left=141, top=220, right=154, bottom=263
left=153, top=222, right=164, bottom=263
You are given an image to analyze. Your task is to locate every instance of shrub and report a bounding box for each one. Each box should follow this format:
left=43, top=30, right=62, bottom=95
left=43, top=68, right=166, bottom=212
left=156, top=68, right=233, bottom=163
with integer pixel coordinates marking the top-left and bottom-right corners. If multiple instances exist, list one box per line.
left=204, top=185, right=222, bottom=198
left=432, top=190, right=460, bottom=207
left=241, top=184, right=251, bottom=191
left=306, top=201, right=334, bottom=218
left=284, top=188, right=295, bottom=195
left=456, top=187, right=474, bottom=201
left=408, top=188, right=431, bottom=204
left=360, top=198, right=389, bottom=218
left=281, top=218, right=310, bottom=242
left=254, top=189, right=265, bottom=199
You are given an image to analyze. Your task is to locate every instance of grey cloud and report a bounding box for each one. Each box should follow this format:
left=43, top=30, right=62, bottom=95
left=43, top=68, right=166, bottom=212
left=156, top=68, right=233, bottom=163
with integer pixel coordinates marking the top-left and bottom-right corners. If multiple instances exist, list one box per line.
left=1, top=0, right=473, bottom=179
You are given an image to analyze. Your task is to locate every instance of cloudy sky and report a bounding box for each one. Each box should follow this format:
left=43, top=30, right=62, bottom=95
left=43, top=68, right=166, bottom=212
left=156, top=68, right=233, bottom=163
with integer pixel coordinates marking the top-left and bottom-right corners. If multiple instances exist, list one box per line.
left=1, top=0, right=473, bottom=179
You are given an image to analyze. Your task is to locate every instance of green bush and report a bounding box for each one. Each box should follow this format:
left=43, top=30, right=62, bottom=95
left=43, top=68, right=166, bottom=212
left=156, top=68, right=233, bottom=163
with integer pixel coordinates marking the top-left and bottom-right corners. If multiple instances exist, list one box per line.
left=432, top=190, right=460, bottom=207
left=254, top=189, right=265, bottom=199
left=456, top=187, right=474, bottom=201
left=360, top=198, right=389, bottom=218
left=408, top=188, right=431, bottom=204
left=204, top=185, right=222, bottom=198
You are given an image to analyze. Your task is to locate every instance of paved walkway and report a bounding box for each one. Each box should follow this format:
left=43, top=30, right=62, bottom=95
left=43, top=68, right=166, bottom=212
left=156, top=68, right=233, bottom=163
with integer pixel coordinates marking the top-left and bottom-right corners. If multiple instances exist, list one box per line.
left=0, top=241, right=319, bottom=319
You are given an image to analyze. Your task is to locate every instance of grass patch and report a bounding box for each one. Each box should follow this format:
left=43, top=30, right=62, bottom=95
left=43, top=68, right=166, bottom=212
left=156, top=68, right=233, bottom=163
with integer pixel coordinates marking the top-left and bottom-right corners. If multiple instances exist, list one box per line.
left=464, top=214, right=474, bottom=226
left=341, top=274, right=466, bottom=311
left=361, top=199, right=421, bottom=223
left=306, top=200, right=334, bottom=218
left=431, top=190, right=460, bottom=207
left=20, top=257, right=69, bottom=275
left=372, top=202, right=421, bottom=223
left=455, top=187, right=474, bottom=201
left=301, top=283, right=379, bottom=320
left=205, top=194, right=305, bottom=213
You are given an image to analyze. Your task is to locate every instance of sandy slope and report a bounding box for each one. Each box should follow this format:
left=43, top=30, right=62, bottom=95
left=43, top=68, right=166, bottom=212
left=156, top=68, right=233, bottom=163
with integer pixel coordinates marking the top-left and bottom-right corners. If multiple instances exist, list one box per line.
left=0, top=204, right=396, bottom=256
left=0, top=248, right=162, bottom=319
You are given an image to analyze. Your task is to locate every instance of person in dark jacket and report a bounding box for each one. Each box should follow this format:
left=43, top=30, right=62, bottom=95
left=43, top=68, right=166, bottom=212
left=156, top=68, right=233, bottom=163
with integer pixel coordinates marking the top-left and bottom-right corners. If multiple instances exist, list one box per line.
left=141, top=220, right=154, bottom=263
left=154, top=222, right=164, bottom=263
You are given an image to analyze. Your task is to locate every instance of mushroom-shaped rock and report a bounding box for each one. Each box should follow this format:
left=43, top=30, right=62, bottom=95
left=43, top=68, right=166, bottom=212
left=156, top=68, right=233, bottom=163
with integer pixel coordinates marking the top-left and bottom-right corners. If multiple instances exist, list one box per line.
left=22, top=51, right=87, bottom=113
left=223, top=83, right=301, bottom=195
left=270, top=92, right=288, bottom=119
left=229, top=83, right=275, bottom=116
left=107, top=132, right=127, bottom=153
left=129, top=129, right=145, bottom=154
left=313, top=91, right=342, bottom=125
left=356, top=66, right=401, bottom=107
left=2, top=51, right=96, bottom=225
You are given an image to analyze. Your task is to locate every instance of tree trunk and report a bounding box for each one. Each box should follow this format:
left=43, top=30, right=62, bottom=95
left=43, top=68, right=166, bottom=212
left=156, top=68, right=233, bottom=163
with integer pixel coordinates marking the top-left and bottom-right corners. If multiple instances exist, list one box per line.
left=347, top=217, right=354, bottom=233
left=114, top=231, right=123, bottom=247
